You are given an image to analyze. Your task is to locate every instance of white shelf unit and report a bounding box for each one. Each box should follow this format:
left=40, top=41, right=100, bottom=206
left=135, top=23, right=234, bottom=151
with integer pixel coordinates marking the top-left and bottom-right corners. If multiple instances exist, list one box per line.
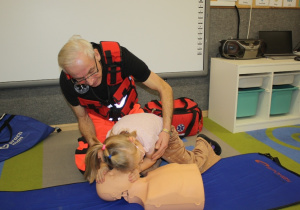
left=208, top=58, right=300, bottom=133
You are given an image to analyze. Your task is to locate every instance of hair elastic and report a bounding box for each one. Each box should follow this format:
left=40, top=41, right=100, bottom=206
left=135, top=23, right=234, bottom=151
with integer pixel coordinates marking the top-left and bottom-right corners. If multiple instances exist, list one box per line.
left=101, top=144, right=106, bottom=151
left=108, top=154, right=112, bottom=159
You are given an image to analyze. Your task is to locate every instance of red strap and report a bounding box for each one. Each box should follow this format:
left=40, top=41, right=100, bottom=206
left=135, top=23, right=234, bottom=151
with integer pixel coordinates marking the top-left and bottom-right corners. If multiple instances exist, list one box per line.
left=65, top=73, right=72, bottom=80
left=78, top=97, right=110, bottom=119
left=100, top=41, right=123, bottom=85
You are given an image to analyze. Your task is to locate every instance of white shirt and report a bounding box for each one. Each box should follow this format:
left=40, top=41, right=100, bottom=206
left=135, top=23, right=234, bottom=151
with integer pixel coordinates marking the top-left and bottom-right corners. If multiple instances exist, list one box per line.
left=106, top=113, right=163, bottom=154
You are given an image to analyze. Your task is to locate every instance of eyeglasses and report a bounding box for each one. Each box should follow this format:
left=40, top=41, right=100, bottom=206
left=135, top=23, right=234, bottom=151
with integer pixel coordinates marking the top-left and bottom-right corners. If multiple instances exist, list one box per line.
left=73, top=57, right=99, bottom=86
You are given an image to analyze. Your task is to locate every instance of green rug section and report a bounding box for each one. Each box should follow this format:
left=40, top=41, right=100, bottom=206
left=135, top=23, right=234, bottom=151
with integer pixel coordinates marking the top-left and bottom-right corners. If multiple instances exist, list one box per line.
left=0, top=142, right=43, bottom=191
left=204, top=117, right=300, bottom=174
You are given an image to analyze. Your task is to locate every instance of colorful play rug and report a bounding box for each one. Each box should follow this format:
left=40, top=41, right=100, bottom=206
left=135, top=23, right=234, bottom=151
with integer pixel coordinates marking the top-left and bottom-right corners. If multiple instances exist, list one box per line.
left=247, top=125, right=300, bottom=164
left=0, top=129, right=85, bottom=191
left=203, top=118, right=300, bottom=175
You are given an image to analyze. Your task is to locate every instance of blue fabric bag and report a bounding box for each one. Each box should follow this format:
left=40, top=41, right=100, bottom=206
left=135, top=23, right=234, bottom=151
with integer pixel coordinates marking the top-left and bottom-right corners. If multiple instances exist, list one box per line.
left=0, top=113, right=57, bottom=162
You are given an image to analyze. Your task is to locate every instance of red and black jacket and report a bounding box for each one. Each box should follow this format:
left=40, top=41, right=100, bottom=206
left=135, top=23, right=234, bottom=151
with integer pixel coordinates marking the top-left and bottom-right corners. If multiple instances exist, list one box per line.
left=66, top=41, right=138, bottom=121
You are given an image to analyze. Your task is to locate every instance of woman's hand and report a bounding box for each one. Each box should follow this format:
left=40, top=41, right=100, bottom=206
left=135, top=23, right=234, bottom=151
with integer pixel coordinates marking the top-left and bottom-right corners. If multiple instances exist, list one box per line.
left=96, top=163, right=110, bottom=184
left=128, top=168, right=140, bottom=183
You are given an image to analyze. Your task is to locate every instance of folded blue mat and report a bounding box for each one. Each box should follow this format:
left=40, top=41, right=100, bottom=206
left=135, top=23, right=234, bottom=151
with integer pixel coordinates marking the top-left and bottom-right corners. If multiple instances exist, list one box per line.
left=0, top=153, right=299, bottom=210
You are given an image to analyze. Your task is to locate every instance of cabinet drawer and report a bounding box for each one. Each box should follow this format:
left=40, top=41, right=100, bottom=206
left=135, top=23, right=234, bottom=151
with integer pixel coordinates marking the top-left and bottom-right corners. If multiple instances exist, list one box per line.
left=239, top=75, right=263, bottom=88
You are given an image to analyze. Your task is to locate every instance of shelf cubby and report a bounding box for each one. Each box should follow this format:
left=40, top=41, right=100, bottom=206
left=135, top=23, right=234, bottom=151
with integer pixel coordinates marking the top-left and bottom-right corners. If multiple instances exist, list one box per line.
left=208, top=58, right=300, bottom=133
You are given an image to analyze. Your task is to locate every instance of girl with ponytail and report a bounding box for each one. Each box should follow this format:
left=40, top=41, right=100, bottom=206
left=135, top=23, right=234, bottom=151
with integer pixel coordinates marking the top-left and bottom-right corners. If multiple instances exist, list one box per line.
left=85, top=136, right=206, bottom=209
left=84, top=132, right=145, bottom=184
left=84, top=133, right=206, bottom=209
left=85, top=113, right=221, bottom=185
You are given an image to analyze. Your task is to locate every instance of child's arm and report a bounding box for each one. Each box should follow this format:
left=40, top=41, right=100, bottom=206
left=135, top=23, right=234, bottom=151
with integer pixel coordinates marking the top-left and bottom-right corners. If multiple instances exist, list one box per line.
left=128, top=152, right=156, bottom=182
left=140, top=154, right=157, bottom=172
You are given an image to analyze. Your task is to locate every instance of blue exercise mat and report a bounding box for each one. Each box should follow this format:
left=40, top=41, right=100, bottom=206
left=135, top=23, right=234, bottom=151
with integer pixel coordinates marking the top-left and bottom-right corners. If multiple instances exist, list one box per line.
left=203, top=153, right=300, bottom=210
left=0, top=153, right=299, bottom=210
left=0, top=180, right=143, bottom=210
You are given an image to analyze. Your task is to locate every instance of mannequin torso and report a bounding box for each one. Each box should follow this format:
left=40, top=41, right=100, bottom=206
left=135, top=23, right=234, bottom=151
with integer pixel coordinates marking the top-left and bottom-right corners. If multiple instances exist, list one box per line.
left=96, top=163, right=205, bottom=210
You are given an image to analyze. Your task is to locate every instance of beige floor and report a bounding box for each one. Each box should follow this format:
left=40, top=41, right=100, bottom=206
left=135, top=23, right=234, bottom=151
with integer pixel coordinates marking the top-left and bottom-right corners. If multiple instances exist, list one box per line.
left=43, top=121, right=241, bottom=188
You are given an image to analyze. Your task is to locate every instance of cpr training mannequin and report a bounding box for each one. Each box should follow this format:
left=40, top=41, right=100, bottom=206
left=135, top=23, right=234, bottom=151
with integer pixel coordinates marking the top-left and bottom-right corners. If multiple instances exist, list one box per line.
left=84, top=136, right=205, bottom=209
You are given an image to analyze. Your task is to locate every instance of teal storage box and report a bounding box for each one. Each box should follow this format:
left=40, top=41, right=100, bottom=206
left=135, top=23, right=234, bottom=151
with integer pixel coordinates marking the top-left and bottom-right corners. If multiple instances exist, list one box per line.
left=237, top=87, right=264, bottom=118
left=270, top=85, right=298, bottom=115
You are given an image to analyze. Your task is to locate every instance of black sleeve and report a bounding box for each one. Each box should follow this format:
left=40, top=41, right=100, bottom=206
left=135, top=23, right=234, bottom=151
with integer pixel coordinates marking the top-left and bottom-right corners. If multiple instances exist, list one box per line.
left=59, top=71, right=80, bottom=106
left=121, top=47, right=151, bottom=82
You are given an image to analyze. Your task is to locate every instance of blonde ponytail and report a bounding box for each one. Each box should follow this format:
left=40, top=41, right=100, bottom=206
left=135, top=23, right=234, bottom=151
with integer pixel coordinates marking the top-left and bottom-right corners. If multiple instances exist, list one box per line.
left=84, top=143, right=104, bottom=183
left=84, top=133, right=139, bottom=183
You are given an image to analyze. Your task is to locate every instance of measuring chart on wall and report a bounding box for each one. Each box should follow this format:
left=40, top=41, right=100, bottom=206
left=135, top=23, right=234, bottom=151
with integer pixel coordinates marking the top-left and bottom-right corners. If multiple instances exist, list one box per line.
left=0, top=0, right=209, bottom=85
left=197, top=0, right=206, bottom=57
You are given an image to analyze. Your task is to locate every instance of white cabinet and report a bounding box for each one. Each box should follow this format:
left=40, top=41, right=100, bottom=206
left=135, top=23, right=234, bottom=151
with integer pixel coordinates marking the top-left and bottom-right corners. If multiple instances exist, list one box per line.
left=208, top=58, right=300, bottom=133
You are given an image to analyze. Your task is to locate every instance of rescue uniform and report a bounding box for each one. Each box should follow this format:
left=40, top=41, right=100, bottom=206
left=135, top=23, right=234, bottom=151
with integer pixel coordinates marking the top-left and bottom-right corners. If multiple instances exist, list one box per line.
left=59, top=42, right=151, bottom=172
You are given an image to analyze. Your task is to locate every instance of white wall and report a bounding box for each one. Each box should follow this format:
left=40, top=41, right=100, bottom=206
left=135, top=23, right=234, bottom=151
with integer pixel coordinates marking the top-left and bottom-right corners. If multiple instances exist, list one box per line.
left=0, top=0, right=208, bottom=84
